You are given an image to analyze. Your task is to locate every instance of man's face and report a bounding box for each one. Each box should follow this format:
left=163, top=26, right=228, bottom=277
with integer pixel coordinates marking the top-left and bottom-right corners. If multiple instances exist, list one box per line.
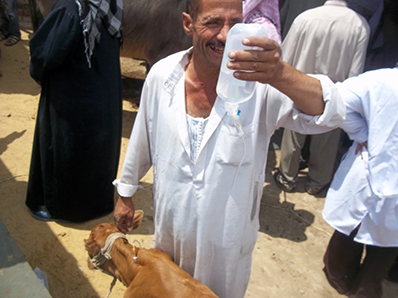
left=186, top=0, right=243, bottom=69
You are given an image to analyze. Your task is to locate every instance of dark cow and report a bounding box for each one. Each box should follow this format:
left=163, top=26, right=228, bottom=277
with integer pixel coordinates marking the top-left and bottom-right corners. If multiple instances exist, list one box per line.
left=32, top=0, right=192, bottom=67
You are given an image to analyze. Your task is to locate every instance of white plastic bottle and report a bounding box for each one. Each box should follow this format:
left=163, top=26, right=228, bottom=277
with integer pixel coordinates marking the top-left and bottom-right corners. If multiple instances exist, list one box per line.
left=216, top=23, right=268, bottom=104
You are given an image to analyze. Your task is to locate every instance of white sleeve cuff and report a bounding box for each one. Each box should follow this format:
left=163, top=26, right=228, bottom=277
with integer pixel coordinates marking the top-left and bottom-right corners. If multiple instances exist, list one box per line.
left=113, top=179, right=143, bottom=198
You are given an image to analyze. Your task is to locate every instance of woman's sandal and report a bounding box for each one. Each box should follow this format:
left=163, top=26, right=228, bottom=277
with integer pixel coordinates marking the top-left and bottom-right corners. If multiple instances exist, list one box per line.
left=4, top=35, right=20, bottom=46
left=0, top=32, right=6, bottom=41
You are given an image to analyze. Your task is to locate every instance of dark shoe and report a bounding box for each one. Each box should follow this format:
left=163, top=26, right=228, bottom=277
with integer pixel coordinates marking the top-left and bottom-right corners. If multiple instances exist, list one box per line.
left=305, top=185, right=324, bottom=195
left=4, top=35, right=19, bottom=46
left=299, top=155, right=308, bottom=170
left=29, top=206, right=67, bottom=223
left=273, top=168, right=296, bottom=192
left=387, top=260, right=398, bottom=283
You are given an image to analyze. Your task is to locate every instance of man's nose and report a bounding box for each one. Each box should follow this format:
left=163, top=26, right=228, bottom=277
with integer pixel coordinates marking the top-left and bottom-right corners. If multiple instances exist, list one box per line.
left=217, top=24, right=231, bottom=43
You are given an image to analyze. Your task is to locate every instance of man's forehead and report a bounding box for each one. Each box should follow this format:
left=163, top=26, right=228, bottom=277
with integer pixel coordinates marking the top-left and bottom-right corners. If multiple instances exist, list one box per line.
left=199, top=0, right=242, bottom=13
left=200, top=13, right=243, bottom=23
left=198, top=0, right=243, bottom=20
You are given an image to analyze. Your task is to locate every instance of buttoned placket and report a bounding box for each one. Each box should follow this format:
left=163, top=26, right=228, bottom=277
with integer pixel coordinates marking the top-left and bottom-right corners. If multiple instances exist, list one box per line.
left=192, top=118, right=207, bottom=199
left=162, top=48, right=229, bottom=200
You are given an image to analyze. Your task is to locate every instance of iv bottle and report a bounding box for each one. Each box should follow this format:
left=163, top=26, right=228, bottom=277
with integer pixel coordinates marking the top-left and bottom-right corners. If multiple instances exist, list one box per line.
left=216, top=23, right=268, bottom=104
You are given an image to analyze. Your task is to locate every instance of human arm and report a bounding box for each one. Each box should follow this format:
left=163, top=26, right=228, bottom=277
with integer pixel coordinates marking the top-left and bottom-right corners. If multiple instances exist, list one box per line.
left=113, top=80, right=153, bottom=232
left=114, top=196, right=136, bottom=234
left=114, top=199, right=145, bottom=233
left=355, top=141, right=367, bottom=158
left=29, top=4, right=81, bottom=82
left=226, top=36, right=325, bottom=115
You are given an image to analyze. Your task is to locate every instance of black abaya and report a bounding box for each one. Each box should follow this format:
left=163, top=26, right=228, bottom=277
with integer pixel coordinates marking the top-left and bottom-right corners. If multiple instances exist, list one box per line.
left=26, top=0, right=122, bottom=222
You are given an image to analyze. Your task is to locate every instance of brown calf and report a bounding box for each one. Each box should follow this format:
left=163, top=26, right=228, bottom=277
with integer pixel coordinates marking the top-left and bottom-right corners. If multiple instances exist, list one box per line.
left=85, top=219, right=218, bottom=298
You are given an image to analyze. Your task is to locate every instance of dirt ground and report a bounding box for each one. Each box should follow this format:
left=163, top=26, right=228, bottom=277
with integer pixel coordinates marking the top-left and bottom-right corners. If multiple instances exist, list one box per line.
left=1, top=29, right=397, bottom=298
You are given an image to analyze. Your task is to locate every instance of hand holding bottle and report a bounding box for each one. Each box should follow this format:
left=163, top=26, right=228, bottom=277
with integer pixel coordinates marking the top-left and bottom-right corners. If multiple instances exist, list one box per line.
left=223, top=30, right=282, bottom=85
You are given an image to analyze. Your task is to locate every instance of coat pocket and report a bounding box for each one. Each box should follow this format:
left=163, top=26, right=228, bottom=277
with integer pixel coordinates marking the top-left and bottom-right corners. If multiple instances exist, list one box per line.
left=215, top=123, right=254, bottom=166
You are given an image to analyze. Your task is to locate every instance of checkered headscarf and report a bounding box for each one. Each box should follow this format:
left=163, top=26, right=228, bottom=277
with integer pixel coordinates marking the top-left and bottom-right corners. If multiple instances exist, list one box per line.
left=75, top=0, right=123, bottom=67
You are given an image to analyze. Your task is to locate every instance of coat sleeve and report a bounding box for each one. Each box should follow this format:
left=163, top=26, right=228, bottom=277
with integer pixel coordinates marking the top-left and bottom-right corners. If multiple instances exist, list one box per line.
left=335, top=78, right=368, bottom=144
left=113, top=79, right=153, bottom=198
left=274, top=74, right=346, bottom=134
left=29, top=5, right=81, bottom=82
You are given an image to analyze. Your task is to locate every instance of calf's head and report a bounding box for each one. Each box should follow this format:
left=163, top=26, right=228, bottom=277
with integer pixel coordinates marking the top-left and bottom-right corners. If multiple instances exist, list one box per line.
left=84, top=210, right=144, bottom=269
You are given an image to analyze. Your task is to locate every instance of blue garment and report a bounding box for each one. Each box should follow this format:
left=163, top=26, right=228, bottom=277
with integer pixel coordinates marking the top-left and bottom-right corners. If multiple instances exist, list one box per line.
left=0, top=0, right=8, bottom=36
left=347, top=0, right=384, bottom=50
left=0, top=0, right=20, bottom=38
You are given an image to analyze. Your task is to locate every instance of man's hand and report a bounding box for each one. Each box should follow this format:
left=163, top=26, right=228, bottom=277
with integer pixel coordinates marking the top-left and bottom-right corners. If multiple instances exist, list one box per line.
left=355, top=141, right=368, bottom=159
left=227, top=36, right=325, bottom=115
left=225, top=36, right=282, bottom=84
left=114, top=196, right=135, bottom=234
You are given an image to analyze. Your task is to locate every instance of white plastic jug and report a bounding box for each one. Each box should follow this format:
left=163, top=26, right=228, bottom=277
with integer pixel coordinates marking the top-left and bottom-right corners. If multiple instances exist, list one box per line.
left=216, top=23, right=268, bottom=104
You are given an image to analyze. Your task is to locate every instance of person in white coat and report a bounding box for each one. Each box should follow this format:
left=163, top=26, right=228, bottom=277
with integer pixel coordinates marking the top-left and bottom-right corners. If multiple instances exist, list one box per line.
left=274, top=0, right=370, bottom=195
left=113, top=0, right=345, bottom=297
left=322, top=66, right=398, bottom=298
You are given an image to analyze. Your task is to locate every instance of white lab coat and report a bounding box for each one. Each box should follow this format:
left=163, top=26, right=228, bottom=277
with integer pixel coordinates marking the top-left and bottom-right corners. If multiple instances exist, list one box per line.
left=114, top=48, right=345, bottom=298
left=323, top=68, right=398, bottom=247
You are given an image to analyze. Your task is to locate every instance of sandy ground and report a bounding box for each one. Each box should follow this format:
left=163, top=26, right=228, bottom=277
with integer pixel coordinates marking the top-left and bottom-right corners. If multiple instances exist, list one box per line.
left=1, top=29, right=397, bottom=298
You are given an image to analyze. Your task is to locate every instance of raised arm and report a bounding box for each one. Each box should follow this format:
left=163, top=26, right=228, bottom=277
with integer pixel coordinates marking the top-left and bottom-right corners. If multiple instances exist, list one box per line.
left=226, top=36, right=325, bottom=115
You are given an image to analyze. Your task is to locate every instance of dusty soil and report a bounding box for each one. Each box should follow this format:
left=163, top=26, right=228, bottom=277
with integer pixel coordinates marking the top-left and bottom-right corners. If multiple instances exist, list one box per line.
left=1, top=29, right=397, bottom=298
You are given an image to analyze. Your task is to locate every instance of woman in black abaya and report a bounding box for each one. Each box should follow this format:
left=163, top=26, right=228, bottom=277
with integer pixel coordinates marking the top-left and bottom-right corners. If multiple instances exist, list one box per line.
left=26, top=0, right=123, bottom=222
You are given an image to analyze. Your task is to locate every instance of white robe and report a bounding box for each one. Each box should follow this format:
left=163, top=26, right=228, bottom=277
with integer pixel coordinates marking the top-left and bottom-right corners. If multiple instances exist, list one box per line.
left=323, top=68, right=398, bottom=247
left=114, top=48, right=345, bottom=298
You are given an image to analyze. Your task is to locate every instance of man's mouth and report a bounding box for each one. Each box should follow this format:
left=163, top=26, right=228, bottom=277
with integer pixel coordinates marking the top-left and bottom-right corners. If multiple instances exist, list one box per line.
left=208, top=43, right=225, bottom=54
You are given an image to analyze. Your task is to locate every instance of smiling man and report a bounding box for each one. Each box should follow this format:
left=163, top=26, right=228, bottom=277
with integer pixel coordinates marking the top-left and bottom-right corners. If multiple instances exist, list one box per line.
left=112, top=0, right=345, bottom=297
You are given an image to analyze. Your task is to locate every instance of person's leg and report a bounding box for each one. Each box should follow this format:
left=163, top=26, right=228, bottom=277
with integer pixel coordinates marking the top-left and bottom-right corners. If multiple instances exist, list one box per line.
left=4, top=0, right=20, bottom=43
left=0, top=0, right=9, bottom=38
left=306, top=128, right=341, bottom=195
left=350, top=245, right=398, bottom=298
left=387, top=255, right=398, bottom=282
left=276, top=129, right=306, bottom=191
left=299, top=135, right=310, bottom=169
left=323, top=229, right=364, bottom=295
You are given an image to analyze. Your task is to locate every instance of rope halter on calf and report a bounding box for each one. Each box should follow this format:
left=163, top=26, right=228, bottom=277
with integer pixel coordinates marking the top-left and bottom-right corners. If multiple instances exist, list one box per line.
left=89, top=232, right=127, bottom=298
left=89, top=232, right=128, bottom=271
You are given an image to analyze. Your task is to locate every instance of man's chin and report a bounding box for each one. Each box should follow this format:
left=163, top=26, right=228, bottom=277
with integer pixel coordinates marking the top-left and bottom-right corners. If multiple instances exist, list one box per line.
left=208, top=54, right=223, bottom=68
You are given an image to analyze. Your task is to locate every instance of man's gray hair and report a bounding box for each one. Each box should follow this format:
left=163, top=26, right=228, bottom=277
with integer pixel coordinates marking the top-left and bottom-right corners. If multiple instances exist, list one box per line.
left=186, top=0, right=201, bottom=21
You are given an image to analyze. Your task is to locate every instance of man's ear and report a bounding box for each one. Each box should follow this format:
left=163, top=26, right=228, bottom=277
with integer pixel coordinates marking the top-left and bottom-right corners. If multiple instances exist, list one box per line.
left=182, top=12, right=194, bottom=36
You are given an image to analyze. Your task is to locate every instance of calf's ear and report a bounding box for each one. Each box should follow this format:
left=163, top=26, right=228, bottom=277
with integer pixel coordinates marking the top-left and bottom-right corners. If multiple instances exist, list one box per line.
left=84, top=237, right=101, bottom=258
left=132, top=210, right=144, bottom=230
